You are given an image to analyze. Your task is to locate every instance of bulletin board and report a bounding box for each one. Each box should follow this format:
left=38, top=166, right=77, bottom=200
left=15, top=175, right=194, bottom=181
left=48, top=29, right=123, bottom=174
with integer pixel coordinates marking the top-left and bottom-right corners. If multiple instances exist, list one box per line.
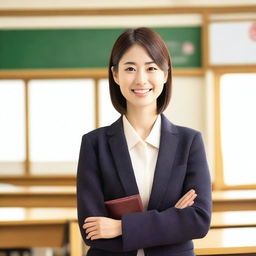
left=209, top=21, right=256, bottom=65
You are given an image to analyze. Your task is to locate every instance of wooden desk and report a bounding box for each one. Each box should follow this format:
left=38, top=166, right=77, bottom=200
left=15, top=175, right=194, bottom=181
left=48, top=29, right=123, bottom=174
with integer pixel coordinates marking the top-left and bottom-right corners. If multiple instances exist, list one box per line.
left=211, top=211, right=256, bottom=228
left=1, top=208, right=256, bottom=256
left=0, top=185, right=76, bottom=207
left=212, top=190, right=256, bottom=211
left=1, top=185, right=256, bottom=211
left=0, top=208, right=81, bottom=256
left=194, top=227, right=256, bottom=255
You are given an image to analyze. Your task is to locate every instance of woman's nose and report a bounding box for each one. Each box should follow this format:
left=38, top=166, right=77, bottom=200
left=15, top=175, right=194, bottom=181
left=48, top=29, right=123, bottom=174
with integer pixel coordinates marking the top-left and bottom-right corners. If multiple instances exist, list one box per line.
left=135, top=70, right=147, bottom=85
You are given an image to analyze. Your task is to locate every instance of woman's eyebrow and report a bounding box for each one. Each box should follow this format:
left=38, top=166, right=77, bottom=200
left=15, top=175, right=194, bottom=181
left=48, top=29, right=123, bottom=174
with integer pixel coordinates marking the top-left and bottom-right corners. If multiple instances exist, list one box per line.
left=123, top=62, right=136, bottom=65
left=123, top=61, right=155, bottom=65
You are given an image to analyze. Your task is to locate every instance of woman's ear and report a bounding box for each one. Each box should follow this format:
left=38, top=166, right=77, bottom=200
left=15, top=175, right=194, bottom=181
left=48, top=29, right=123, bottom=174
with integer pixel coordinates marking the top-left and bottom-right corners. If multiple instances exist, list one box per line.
left=111, top=66, right=119, bottom=85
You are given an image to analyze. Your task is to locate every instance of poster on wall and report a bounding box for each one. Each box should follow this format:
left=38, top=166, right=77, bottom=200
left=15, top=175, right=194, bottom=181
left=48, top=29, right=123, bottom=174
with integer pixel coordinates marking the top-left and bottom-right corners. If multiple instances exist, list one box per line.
left=210, top=21, right=256, bottom=65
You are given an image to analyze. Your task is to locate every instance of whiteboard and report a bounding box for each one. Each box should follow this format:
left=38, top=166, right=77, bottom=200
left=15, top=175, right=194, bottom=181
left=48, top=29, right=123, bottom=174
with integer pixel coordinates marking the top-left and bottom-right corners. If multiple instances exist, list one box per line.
left=210, top=21, right=256, bottom=65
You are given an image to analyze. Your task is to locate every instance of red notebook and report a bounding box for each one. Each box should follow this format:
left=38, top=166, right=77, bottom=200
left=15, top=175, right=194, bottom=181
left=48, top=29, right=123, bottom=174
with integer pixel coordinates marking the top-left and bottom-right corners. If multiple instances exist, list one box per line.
left=104, top=194, right=143, bottom=219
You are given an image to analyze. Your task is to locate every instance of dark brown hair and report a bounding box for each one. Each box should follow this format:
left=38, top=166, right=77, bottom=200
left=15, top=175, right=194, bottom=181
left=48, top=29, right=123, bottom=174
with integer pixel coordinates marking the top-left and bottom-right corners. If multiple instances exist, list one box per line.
left=108, top=27, right=172, bottom=114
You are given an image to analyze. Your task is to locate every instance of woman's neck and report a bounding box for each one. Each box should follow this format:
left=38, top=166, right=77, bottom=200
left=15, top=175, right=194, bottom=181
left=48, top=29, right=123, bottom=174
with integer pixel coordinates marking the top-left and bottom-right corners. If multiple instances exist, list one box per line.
left=125, top=106, right=158, bottom=140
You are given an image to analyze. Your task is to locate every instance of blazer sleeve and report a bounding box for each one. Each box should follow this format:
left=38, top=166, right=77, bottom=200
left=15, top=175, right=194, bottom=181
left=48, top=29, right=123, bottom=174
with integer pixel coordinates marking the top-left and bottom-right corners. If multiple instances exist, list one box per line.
left=76, top=134, right=124, bottom=252
left=121, top=132, right=212, bottom=251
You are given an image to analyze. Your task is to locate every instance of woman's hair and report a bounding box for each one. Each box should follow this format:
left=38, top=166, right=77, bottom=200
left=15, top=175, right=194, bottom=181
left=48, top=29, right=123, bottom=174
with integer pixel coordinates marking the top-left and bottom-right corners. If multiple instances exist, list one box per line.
left=108, top=27, right=172, bottom=114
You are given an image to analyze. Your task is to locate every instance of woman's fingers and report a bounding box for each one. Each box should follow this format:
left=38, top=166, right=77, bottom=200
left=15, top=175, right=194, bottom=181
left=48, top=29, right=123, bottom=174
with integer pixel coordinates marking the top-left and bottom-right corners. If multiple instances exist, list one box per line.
left=84, top=217, right=97, bottom=223
left=86, top=230, right=99, bottom=240
left=83, top=219, right=100, bottom=239
left=83, top=221, right=96, bottom=230
left=175, top=189, right=197, bottom=209
left=180, top=192, right=197, bottom=206
left=188, top=200, right=195, bottom=206
left=179, top=193, right=197, bottom=208
left=180, top=193, right=197, bottom=208
left=175, top=189, right=194, bottom=207
left=85, top=226, right=97, bottom=234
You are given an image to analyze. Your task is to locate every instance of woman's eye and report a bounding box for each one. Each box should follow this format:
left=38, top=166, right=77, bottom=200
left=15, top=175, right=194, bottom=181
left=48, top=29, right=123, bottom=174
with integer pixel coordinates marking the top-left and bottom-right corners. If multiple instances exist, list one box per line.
left=148, top=67, right=157, bottom=71
left=125, top=67, right=135, bottom=71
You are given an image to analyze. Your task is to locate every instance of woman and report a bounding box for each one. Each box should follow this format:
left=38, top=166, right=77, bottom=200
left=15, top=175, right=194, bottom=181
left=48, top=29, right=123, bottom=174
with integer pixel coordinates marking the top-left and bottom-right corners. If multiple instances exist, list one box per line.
left=77, top=27, right=212, bottom=256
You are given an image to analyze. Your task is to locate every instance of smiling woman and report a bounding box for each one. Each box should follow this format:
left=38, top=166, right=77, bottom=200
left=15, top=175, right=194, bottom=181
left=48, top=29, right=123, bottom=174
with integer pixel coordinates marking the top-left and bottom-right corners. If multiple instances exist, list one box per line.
left=77, top=27, right=212, bottom=256
left=111, top=44, right=167, bottom=126
left=109, top=28, right=172, bottom=115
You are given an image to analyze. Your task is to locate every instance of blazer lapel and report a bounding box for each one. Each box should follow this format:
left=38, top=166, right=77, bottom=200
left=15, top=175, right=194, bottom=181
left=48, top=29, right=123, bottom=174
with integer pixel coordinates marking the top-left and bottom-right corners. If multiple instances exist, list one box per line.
left=147, top=114, right=179, bottom=210
left=107, top=117, right=139, bottom=196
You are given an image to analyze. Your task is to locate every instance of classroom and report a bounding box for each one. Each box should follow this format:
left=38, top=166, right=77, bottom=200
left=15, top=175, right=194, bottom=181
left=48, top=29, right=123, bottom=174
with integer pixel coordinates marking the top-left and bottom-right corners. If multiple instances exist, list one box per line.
left=0, top=0, right=256, bottom=256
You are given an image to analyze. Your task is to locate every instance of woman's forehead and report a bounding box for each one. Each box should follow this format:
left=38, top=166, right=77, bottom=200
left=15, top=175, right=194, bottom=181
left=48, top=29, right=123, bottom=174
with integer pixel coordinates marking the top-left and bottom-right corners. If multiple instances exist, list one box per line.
left=119, top=45, right=153, bottom=65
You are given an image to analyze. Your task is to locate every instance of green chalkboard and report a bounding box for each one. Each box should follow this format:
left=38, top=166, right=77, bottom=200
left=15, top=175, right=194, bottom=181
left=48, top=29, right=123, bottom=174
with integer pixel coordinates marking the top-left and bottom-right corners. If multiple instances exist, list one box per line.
left=155, top=27, right=201, bottom=68
left=0, top=27, right=201, bottom=70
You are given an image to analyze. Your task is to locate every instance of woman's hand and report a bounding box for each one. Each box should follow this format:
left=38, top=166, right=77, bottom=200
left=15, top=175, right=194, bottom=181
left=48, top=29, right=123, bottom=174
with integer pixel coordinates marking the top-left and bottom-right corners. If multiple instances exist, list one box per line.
left=175, top=189, right=197, bottom=209
left=83, top=217, right=122, bottom=240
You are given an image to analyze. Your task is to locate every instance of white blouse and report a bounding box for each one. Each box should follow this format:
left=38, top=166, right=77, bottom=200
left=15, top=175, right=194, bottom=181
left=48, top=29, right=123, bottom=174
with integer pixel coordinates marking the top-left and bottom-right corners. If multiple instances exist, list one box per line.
left=123, top=115, right=161, bottom=256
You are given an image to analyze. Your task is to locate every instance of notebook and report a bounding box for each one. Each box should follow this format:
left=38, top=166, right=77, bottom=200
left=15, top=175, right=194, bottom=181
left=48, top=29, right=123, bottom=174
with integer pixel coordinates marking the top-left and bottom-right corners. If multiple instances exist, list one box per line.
left=104, top=194, right=143, bottom=219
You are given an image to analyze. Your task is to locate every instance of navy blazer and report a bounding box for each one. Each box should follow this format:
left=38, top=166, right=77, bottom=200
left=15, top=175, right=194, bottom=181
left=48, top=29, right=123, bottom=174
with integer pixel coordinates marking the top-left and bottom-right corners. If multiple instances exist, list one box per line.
left=77, top=114, right=212, bottom=256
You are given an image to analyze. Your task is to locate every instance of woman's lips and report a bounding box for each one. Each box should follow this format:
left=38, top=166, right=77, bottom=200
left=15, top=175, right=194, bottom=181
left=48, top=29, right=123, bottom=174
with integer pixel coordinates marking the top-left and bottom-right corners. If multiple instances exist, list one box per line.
left=131, top=88, right=152, bottom=94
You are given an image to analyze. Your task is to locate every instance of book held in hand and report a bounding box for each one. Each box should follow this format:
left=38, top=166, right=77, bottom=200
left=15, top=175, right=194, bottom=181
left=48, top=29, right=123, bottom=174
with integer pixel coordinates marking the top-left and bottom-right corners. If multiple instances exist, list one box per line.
left=104, top=194, right=143, bottom=219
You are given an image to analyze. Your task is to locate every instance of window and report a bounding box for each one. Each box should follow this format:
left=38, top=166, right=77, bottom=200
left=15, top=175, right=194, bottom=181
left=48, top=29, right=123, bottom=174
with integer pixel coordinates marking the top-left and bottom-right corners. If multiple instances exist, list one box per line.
left=0, top=80, right=25, bottom=175
left=29, top=79, right=95, bottom=175
left=220, top=73, right=256, bottom=186
left=0, top=78, right=95, bottom=176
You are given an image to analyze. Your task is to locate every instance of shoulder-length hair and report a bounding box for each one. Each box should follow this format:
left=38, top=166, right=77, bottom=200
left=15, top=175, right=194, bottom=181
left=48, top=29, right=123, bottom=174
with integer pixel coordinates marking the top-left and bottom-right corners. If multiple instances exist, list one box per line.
left=108, top=27, right=172, bottom=114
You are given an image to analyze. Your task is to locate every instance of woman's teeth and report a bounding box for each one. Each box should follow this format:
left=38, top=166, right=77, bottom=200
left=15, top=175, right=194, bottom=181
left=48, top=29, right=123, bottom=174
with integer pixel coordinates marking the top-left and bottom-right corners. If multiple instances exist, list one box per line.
left=132, top=89, right=152, bottom=94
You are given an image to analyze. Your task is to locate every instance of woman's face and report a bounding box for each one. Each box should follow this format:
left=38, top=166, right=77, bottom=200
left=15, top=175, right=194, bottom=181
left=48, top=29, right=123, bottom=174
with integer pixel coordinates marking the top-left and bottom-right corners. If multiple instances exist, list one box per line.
left=112, top=44, right=167, bottom=113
